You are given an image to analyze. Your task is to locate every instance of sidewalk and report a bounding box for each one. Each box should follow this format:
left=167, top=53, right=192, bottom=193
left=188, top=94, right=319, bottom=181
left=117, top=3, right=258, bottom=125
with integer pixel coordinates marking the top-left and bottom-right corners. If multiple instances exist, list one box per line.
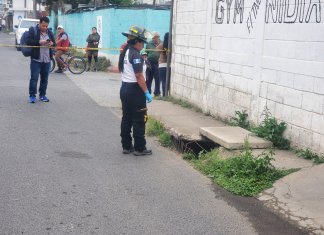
left=66, top=71, right=324, bottom=234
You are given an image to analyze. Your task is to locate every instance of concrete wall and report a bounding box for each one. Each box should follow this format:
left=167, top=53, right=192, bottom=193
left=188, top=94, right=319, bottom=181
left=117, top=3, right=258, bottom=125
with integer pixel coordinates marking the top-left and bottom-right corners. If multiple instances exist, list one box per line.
left=171, top=0, right=324, bottom=153
left=49, top=8, right=170, bottom=64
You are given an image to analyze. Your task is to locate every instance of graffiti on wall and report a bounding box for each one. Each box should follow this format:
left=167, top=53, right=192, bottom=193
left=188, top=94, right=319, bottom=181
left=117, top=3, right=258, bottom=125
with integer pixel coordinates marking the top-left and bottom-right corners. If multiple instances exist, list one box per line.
left=265, top=0, right=321, bottom=24
left=214, top=0, right=321, bottom=33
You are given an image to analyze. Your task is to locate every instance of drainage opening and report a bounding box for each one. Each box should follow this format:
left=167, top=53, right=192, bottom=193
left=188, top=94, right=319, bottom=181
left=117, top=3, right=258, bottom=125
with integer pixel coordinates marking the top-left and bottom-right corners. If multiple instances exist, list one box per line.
left=172, top=136, right=219, bottom=156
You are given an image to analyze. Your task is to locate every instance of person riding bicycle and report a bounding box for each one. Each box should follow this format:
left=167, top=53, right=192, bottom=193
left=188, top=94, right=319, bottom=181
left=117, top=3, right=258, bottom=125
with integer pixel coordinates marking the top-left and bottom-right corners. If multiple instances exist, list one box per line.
left=54, top=25, right=70, bottom=73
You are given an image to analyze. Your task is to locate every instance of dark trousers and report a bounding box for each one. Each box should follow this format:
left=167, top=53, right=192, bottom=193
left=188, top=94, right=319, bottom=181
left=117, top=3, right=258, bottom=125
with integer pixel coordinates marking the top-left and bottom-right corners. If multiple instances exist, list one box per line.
left=120, top=82, right=147, bottom=151
left=29, top=60, right=50, bottom=97
left=146, top=62, right=160, bottom=96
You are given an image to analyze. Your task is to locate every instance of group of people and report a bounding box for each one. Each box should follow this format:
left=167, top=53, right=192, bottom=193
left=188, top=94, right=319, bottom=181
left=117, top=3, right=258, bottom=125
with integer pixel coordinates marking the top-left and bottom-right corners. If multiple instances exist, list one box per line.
left=26, top=17, right=163, bottom=156
left=122, top=31, right=170, bottom=97
left=145, top=32, right=169, bottom=97
left=26, top=16, right=101, bottom=103
left=54, top=25, right=101, bottom=73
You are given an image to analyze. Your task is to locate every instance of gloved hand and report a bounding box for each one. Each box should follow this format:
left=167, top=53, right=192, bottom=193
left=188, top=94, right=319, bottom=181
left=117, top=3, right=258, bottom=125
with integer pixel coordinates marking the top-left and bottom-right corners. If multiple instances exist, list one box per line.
left=145, top=91, right=153, bottom=103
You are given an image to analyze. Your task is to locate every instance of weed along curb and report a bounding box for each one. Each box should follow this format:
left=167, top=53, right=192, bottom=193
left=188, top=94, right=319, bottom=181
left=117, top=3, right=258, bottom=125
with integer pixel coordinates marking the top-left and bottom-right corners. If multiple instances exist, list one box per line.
left=147, top=97, right=323, bottom=233
left=146, top=116, right=298, bottom=197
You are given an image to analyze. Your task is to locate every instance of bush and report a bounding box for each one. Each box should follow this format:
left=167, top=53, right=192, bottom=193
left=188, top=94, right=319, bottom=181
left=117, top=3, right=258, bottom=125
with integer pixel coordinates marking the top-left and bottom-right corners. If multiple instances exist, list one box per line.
left=230, top=110, right=250, bottom=129
left=252, top=108, right=290, bottom=149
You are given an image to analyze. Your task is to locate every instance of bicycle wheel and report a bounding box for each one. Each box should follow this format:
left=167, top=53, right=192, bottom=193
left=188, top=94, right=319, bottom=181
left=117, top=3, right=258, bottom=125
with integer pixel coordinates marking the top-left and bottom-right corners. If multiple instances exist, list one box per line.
left=67, top=56, right=86, bottom=74
left=50, top=58, right=56, bottom=73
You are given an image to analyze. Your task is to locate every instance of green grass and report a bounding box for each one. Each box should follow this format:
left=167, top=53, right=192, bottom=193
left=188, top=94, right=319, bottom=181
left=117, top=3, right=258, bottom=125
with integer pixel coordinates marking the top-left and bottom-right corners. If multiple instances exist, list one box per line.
left=146, top=117, right=173, bottom=148
left=295, top=148, right=324, bottom=164
left=159, top=132, right=173, bottom=147
left=189, top=141, right=298, bottom=196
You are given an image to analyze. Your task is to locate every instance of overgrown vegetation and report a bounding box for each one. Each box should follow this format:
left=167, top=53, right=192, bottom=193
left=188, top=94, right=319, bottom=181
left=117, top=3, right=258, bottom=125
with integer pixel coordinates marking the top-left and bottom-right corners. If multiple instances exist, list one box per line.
left=252, top=108, right=290, bottom=150
left=230, top=110, right=250, bottom=129
left=188, top=140, right=297, bottom=196
left=146, top=117, right=173, bottom=148
left=295, top=148, right=324, bottom=164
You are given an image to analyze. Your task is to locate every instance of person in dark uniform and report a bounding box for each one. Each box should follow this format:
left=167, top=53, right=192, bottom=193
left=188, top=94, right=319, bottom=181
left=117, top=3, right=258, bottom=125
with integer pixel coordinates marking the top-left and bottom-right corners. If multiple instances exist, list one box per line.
left=118, top=26, right=153, bottom=156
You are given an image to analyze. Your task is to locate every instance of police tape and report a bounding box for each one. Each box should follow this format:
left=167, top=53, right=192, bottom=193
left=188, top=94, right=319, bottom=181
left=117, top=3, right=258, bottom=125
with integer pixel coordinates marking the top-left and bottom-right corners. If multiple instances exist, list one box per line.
left=0, top=43, right=170, bottom=52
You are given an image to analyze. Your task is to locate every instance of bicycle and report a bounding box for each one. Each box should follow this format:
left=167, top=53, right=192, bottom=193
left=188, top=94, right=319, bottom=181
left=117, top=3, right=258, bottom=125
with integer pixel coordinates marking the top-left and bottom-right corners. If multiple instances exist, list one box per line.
left=50, top=50, right=86, bottom=74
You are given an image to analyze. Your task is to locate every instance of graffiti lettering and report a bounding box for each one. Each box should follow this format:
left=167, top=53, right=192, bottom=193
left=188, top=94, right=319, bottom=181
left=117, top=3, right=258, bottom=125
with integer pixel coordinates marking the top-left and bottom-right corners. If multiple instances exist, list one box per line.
left=214, top=0, right=321, bottom=33
left=234, top=0, right=245, bottom=23
left=246, top=0, right=261, bottom=33
left=216, top=0, right=225, bottom=23
left=265, top=0, right=321, bottom=23
left=215, top=0, right=245, bottom=24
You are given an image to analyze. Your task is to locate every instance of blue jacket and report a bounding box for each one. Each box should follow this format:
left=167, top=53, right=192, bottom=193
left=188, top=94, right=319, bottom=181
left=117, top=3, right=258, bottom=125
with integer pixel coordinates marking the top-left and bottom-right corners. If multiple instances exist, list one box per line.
left=27, top=25, right=55, bottom=60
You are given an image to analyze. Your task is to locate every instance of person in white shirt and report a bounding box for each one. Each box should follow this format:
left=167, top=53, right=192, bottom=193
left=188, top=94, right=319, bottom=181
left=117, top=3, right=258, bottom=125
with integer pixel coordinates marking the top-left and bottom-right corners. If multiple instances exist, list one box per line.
left=118, top=26, right=153, bottom=156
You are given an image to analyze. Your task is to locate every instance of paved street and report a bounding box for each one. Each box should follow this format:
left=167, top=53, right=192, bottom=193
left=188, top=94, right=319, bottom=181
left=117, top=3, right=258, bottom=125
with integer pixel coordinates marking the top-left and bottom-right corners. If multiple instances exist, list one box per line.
left=0, top=33, right=306, bottom=235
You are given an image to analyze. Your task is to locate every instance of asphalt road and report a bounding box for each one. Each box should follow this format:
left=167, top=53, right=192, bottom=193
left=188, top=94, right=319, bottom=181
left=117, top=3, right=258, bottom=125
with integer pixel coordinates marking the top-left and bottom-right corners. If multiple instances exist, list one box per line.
left=0, top=32, right=307, bottom=235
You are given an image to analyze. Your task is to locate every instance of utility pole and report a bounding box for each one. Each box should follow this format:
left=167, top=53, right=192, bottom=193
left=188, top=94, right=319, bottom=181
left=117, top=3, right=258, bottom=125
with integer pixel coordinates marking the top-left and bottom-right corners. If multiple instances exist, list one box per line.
left=165, top=0, right=174, bottom=96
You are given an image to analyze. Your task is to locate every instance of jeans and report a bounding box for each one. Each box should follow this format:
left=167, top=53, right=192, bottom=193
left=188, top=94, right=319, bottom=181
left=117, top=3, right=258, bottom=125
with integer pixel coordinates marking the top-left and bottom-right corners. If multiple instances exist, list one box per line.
left=29, top=60, right=50, bottom=97
left=146, top=62, right=160, bottom=96
left=159, top=67, right=167, bottom=96
left=120, top=82, right=147, bottom=151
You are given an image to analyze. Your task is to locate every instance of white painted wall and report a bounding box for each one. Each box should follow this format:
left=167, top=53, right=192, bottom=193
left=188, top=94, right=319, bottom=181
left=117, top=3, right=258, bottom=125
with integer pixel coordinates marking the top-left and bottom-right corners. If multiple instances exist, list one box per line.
left=11, top=0, right=34, bottom=27
left=171, top=0, right=324, bottom=153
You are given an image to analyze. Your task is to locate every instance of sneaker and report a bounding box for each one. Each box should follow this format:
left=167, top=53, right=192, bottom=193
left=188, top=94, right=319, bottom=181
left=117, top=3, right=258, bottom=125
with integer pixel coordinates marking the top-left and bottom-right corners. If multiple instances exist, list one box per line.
left=39, top=96, right=50, bottom=102
left=133, top=149, right=152, bottom=156
left=54, top=69, right=63, bottom=73
left=29, top=96, right=36, bottom=103
left=123, top=147, right=135, bottom=154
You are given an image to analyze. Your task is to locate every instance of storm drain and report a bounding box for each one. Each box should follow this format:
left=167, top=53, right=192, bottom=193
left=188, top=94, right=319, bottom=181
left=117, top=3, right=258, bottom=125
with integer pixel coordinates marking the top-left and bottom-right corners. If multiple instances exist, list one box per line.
left=172, top=136, right=219, bottom=155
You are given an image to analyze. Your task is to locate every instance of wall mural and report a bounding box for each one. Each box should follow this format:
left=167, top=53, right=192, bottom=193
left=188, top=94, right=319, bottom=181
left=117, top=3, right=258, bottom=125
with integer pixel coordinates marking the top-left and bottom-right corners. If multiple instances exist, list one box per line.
left=214, top=0, right=321, bottom=33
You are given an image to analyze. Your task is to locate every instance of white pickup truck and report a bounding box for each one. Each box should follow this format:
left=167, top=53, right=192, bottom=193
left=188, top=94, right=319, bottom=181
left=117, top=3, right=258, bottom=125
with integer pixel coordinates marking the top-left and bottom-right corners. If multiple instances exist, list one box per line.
left=14, top=18, right=39, bottom=51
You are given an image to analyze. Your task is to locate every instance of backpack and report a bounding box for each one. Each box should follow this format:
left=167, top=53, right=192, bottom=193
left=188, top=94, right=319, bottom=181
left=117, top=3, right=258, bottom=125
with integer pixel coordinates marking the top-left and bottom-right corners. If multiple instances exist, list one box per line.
left=20, top=26, right=36, bottom=57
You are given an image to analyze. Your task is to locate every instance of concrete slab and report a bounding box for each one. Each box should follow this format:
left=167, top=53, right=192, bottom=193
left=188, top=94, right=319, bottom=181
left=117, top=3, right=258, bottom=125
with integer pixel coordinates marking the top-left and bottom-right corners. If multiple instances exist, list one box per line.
left=200, top=126, right=273, bottom=150
left=149, top=100, right=225, bottom=141
left=259, top=164, right=324, bottom=234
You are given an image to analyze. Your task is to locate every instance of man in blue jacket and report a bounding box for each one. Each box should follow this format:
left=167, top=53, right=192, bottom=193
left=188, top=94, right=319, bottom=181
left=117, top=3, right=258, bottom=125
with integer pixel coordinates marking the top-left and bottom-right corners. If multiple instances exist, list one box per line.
left=27, top=16, right=55, bottom=103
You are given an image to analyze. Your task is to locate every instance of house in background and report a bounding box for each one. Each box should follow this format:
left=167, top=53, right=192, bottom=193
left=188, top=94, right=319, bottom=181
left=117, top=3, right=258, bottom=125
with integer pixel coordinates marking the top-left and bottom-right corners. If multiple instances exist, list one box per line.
left=2, top=0, right=44, bottom=30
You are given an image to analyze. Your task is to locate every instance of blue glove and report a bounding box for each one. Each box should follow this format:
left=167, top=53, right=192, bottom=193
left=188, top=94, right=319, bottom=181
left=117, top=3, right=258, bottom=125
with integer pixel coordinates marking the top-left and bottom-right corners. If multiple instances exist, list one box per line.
left=145, top=91, right=153, bottom=103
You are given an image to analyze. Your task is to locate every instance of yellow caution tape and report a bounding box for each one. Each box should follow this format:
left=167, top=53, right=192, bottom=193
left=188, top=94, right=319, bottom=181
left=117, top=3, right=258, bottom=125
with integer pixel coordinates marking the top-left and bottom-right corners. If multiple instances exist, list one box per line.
left=0, top=43, right=170, bottom=52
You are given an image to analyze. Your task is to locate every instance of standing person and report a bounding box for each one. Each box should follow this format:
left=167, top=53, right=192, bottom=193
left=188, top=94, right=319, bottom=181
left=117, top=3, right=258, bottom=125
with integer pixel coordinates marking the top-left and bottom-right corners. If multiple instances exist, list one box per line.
left=157, top=32, right=169, bottom=96
left=140, top=49, right=151, bottom=81
left=27, top=16, right=55, bottom=103
left=86, top=27, right=100, bottom=72
left=118, top=26, right=153, bottom=156
left=146, top=32, right=161, bottom=96
left=54, top=25, right=70, bottom=73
